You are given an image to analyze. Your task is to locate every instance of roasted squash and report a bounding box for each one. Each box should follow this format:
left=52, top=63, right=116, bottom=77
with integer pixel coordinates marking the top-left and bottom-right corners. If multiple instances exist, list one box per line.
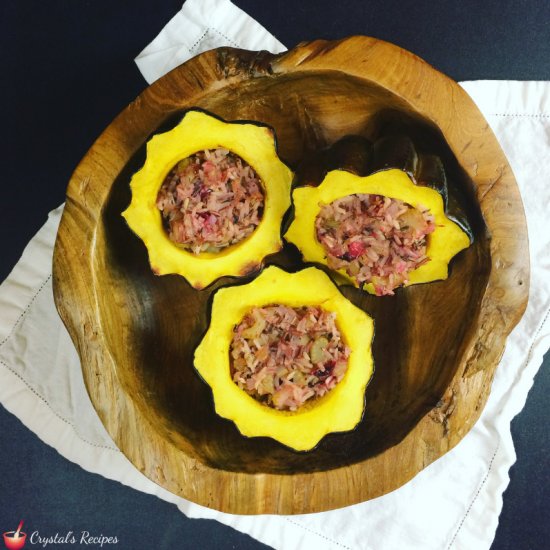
left=285, top=168, right=471, bottom=293
left=193, top=265, right=374, bottom=451
left=122, top=110, right=293, bottom=289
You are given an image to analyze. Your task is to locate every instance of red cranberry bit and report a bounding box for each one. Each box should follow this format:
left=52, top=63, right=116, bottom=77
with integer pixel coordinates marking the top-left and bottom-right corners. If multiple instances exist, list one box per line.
left=315, top=194, right=436, bottom=295
left=230, top=305, right=350, bottom=411
left=156, top=148, right=264, bottom=254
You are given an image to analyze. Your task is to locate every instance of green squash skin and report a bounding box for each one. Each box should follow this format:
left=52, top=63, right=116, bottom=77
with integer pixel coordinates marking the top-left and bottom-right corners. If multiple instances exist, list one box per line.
left=292, top=133, right=474, bottom=242
left=372, top=135, right=473, bottom=242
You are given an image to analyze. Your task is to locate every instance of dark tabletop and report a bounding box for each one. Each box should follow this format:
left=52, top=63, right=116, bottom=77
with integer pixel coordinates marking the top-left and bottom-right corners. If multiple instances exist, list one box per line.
left=1, top=1, right=549, bottom=549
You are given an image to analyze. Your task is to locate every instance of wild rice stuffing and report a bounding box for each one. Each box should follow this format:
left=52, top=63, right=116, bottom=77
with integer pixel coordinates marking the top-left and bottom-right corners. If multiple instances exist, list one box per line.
left=156, top=148, right=264, bottom=254
left=230, top=305, right=350, bottom=411
left=315, top=194, right=436, bottom=295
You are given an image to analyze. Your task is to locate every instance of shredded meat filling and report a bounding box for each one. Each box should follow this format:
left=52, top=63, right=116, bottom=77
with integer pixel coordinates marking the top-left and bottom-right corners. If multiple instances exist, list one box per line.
left=230, top=305, right=350, bottom=411
left=156, top=148, right=264, bottom=254
left=315, top=194, right=436, bottom=295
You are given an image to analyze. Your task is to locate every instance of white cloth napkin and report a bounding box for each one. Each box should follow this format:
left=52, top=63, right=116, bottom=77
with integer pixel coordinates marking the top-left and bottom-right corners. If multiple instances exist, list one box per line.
left=1, top=1, right=549, bottom=549
left=135, top=0, right=285, bottom=84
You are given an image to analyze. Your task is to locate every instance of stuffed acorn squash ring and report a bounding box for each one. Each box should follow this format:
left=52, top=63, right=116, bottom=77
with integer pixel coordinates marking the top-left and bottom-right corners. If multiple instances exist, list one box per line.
left=122, top=110, right=293, bottom=289
left=285, top=169, right=471, bottom=295
left=194, top=266, right=374, bottom=451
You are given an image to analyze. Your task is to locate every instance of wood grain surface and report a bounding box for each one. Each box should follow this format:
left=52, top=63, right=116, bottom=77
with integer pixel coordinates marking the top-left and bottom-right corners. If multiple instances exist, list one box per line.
left=52, top=36, right=529, bottom=514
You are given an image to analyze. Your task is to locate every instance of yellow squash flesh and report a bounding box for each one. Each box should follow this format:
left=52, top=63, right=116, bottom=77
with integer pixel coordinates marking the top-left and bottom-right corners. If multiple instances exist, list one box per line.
left=122, top=110, right=293, bottom=289
left=193, top=266, right=374, bottom=451
left=285, top=169, right=471, bottom=293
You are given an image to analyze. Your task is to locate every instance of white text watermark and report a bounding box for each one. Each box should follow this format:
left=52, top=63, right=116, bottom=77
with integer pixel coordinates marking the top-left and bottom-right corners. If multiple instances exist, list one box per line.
left=28, top=531, right=118, bottom=548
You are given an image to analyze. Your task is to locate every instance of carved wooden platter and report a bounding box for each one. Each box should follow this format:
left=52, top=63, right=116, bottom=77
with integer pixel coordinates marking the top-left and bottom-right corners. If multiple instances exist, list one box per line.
left=52, top=37, right=529, bottom=514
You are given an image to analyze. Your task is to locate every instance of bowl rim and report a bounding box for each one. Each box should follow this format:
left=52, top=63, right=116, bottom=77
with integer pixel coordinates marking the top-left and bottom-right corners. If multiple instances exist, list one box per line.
left=52, top=35, right=529, bottom=514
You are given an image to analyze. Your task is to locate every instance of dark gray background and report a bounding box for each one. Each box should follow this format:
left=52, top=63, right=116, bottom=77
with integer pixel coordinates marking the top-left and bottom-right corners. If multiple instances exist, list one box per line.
left=1, top=1, right=549, bottom=549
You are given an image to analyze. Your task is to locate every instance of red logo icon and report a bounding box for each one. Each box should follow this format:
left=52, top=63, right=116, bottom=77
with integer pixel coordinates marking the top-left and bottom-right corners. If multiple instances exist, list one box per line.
left=3, top=521, right=26, bottom=550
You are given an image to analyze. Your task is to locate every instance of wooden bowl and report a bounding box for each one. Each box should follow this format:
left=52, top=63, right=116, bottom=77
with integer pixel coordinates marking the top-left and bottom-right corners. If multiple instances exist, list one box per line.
left=53, top=36, right=529, bottom=514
